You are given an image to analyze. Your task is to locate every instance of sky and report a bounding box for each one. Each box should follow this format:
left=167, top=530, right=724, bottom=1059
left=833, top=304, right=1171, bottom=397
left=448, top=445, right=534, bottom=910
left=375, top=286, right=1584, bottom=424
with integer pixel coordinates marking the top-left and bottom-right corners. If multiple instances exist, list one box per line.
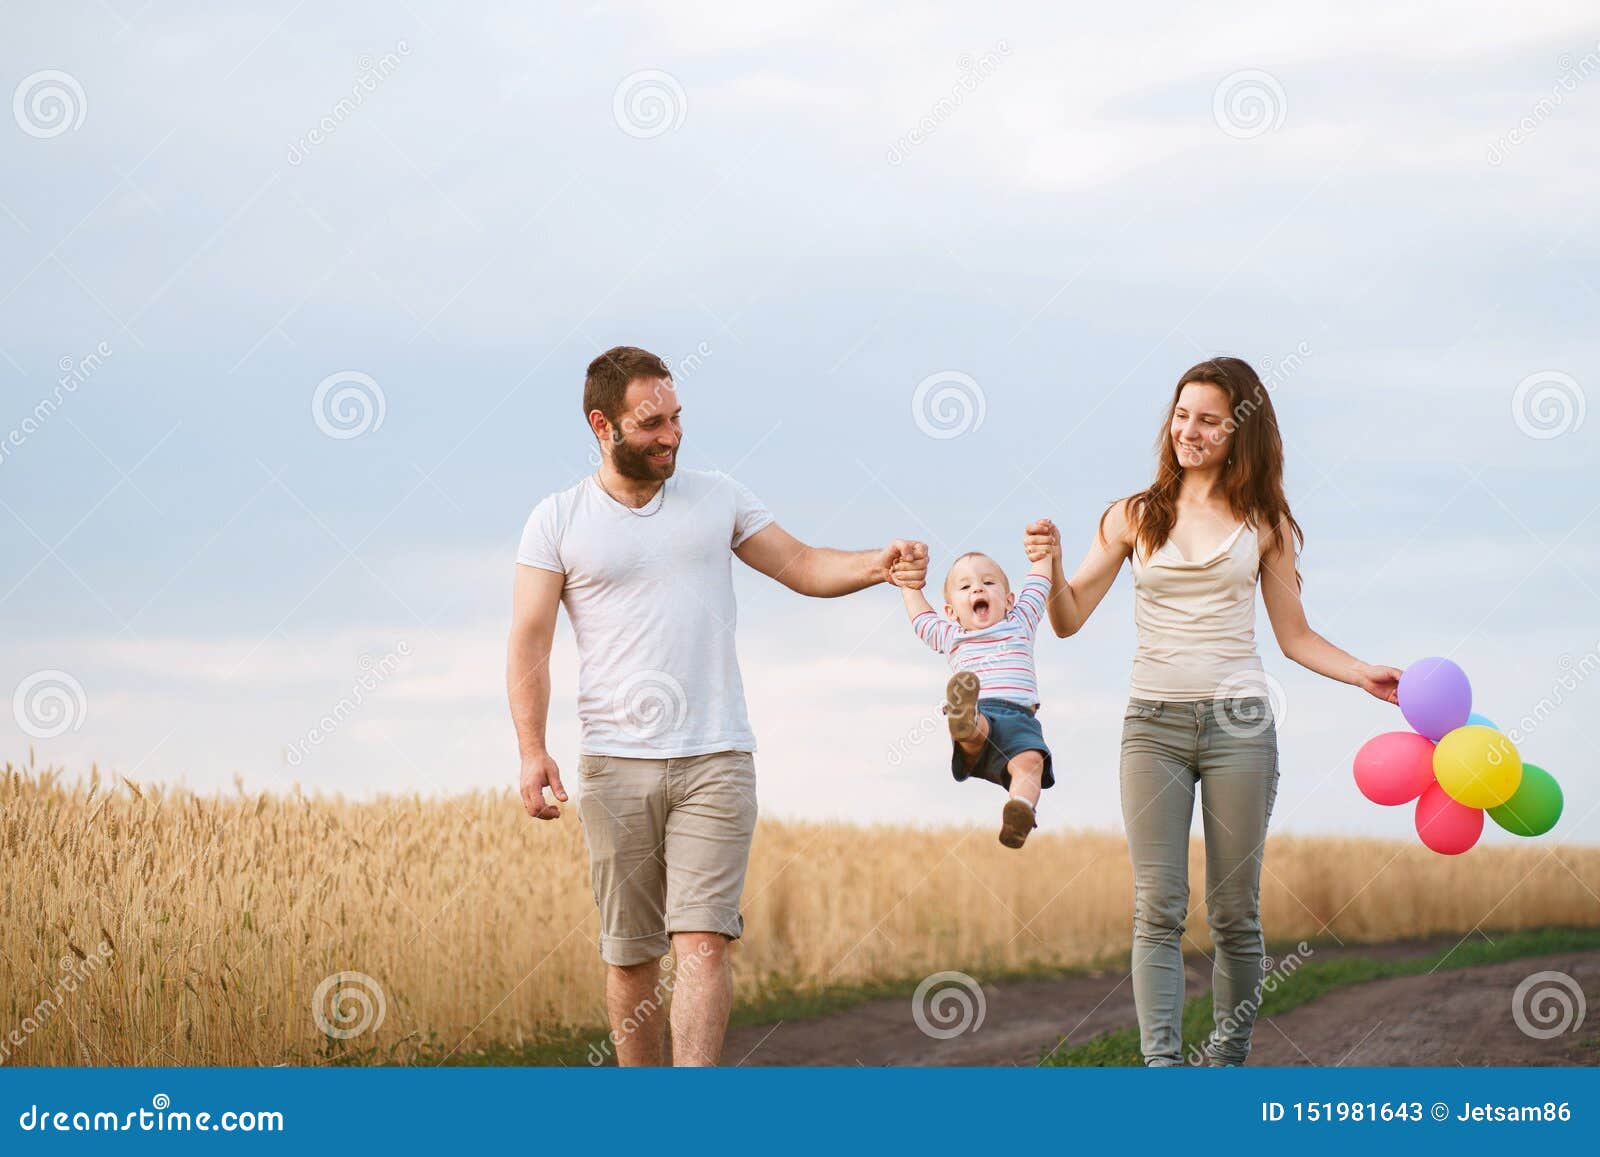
left=2, top=1, right=1598, bottom=845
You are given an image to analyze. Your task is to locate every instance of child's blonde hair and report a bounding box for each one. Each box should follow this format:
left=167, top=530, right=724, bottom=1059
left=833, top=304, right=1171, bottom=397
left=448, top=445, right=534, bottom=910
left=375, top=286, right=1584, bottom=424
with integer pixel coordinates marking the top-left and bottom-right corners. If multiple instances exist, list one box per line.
left=942, top=551, right=1011, bottom=604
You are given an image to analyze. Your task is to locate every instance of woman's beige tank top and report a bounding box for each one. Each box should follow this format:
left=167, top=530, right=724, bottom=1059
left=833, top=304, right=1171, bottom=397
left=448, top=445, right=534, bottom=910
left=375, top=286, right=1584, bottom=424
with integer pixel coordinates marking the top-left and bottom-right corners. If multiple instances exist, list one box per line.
left=1128, top=521, right=1267, bottom=701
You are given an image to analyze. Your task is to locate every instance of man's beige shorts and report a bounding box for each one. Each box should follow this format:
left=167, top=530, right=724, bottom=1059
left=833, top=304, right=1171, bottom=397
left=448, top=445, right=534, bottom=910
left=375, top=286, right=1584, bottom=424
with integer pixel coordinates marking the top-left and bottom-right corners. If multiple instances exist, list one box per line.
left=576, top=750, right=758, bottom=966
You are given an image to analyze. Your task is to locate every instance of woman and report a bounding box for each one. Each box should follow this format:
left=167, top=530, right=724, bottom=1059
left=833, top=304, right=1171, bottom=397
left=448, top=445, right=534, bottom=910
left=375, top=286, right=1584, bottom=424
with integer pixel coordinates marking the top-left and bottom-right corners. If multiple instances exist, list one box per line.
left=1024, top=357, right=1401, bottom=1066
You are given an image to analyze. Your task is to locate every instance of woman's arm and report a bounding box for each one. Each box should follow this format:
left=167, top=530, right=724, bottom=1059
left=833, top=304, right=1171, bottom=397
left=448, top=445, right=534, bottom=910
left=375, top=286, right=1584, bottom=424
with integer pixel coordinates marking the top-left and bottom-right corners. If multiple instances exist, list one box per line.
left=1258, top=516, right=1402, bottom=703
left=1023, top=500, right=1133, bottom=638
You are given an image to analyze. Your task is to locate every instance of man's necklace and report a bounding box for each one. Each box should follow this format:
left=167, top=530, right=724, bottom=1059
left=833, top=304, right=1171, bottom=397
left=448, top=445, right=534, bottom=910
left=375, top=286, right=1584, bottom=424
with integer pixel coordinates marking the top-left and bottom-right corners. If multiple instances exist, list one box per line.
left=594, top=473, right=667, bottom=517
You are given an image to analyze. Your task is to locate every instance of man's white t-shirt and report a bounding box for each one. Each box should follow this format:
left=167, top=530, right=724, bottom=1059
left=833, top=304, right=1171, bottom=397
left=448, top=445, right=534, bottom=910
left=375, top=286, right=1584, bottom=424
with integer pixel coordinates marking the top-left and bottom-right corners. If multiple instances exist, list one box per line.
left=516, top=468, right=774, bottom=758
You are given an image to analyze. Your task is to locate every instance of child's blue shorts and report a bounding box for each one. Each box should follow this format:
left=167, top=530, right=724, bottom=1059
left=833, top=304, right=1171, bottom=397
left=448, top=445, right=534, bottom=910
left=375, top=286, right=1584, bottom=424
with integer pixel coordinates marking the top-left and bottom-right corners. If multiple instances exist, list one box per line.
left=950, top=697, right=1055, bottom=791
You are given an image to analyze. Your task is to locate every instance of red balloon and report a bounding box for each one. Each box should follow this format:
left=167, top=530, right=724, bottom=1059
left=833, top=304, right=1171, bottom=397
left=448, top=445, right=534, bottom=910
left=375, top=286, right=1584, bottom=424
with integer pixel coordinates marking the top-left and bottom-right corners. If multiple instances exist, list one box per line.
left=1354, top=731, right=1436, bottom=805
left=1415, top=781, right=1484, bottom=855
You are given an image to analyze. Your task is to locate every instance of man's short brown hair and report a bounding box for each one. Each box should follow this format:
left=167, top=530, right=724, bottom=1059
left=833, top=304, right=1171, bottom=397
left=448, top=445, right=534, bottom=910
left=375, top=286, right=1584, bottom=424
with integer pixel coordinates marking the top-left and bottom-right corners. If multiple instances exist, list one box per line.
left=584, top=346, right=671, bottom=427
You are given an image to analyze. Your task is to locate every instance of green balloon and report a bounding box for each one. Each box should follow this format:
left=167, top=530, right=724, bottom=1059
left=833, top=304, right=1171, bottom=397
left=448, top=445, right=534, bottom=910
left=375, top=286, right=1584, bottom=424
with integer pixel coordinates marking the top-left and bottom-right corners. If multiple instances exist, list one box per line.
left=1487, top=763, right=1563, bottom=836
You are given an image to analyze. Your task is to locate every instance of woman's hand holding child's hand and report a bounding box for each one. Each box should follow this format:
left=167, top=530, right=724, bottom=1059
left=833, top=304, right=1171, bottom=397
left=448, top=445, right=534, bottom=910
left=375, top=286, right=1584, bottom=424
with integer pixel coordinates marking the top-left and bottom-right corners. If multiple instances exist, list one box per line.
left=1023, top=519, right=1060, bottom=564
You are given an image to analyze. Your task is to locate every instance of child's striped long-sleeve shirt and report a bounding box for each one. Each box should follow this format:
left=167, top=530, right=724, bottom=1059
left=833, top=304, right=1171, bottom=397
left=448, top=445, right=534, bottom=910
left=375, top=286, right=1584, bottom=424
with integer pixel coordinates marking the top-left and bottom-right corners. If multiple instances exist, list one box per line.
left=912, top=575, right=1049, bottom=707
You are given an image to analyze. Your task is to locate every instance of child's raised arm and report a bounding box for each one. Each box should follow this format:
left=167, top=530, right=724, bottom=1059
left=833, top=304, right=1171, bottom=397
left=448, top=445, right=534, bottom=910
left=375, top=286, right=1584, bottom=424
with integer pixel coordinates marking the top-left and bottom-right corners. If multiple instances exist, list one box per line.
left=899, top=577, right=935, bottom=623
left=899, top=569, right=956, bottom=653
left=1024, top=518, right=1058, bottom=584
left=1013, top=524, right=1056, bottom=636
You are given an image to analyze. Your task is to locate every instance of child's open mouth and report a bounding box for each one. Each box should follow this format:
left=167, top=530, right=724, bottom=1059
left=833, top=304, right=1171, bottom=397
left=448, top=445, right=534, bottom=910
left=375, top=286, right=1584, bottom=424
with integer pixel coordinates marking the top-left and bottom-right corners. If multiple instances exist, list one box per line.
left=972, top=595, right=991, bottom=620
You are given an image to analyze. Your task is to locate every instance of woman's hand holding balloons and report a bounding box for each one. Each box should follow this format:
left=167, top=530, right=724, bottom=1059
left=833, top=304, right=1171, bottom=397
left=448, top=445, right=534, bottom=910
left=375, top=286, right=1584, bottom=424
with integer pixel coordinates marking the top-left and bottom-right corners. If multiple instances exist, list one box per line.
left=1356, top=662, right=1403, bottom=705
left=1352, top=655, right=1564, bottom=854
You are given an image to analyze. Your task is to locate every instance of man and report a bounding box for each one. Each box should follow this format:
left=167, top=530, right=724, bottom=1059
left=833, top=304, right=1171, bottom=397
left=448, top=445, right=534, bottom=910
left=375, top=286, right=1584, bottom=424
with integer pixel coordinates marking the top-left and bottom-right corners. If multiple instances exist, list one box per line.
left=508, top=345, right=928, bottom=1066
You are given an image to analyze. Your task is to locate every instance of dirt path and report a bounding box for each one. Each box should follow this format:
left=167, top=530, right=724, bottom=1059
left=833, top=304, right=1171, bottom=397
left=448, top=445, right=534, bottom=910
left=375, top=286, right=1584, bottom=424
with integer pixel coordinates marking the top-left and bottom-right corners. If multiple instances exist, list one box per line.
left=1248, top=949, right=1598, bottom=1066
left=722, top=939, right=1599, bottom=1067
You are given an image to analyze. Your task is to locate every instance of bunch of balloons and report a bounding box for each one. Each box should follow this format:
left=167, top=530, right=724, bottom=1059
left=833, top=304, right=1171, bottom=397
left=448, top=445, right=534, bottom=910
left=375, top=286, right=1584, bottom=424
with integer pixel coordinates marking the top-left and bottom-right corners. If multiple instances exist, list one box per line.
left=1352, top=657, right=1564, bottom=855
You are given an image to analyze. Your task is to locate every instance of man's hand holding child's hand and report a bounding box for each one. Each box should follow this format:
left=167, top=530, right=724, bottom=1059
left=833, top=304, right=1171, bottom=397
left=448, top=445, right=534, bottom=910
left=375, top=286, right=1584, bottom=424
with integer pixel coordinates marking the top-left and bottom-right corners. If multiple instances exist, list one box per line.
left=881, top=539, right=929, bottom=590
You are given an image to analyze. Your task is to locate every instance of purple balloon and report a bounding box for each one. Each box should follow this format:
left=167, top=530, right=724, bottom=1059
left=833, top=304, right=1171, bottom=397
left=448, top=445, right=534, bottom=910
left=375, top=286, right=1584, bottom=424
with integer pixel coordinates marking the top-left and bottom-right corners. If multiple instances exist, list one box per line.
left=1398, top=657, right=1472, bottom=741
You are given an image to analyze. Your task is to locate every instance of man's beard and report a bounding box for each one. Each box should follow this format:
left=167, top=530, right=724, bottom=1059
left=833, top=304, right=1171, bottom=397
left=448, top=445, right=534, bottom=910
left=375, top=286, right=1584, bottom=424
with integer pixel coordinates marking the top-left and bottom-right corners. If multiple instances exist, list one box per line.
left=609, top=436, right=677, bottom=482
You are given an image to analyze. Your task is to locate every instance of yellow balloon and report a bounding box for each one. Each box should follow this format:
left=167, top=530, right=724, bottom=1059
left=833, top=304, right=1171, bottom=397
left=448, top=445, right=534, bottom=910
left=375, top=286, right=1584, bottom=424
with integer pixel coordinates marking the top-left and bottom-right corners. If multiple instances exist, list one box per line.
left=1433, top=724, right=1522, bottom=808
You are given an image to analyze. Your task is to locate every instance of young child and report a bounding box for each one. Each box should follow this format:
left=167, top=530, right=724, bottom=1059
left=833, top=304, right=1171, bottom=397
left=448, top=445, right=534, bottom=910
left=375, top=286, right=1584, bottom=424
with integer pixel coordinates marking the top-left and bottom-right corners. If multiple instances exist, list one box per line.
left=897, top=541, right=1055, bottom=848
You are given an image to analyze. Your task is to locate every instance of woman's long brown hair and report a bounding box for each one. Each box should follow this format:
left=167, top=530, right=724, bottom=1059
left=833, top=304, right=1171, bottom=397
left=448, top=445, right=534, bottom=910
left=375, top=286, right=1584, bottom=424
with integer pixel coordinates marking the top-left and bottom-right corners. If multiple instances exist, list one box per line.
left=1103, top=357, right=1303, bottom=571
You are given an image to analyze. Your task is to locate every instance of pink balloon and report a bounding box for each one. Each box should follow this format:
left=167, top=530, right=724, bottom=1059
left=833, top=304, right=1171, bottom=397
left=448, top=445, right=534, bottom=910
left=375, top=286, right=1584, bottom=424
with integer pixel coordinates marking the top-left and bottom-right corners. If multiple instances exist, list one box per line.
left=1354, top=732, right=1437, bottom=805
left=1415, top=781, right=1484, bottom=855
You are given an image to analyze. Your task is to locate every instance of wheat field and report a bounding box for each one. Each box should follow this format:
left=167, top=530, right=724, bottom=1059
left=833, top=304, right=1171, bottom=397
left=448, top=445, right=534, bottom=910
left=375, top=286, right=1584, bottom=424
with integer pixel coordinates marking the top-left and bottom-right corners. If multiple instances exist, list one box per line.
left=3, top=761, right=1598, bottom=1066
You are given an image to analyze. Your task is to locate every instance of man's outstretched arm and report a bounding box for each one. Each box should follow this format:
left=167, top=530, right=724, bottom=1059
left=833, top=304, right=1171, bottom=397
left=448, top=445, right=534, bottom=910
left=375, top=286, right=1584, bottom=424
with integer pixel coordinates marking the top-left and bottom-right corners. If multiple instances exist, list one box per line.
left=508, top=564, right=566, bottom=819
left=735, top=523, right=927, bottom=597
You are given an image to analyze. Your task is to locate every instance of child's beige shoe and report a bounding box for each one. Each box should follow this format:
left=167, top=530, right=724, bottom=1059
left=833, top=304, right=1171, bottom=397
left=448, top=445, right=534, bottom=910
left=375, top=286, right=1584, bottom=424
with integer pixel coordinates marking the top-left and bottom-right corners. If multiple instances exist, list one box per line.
left=944, top=672, right=982, bottom=742
left=999, top=798, right=1037, bottom=849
